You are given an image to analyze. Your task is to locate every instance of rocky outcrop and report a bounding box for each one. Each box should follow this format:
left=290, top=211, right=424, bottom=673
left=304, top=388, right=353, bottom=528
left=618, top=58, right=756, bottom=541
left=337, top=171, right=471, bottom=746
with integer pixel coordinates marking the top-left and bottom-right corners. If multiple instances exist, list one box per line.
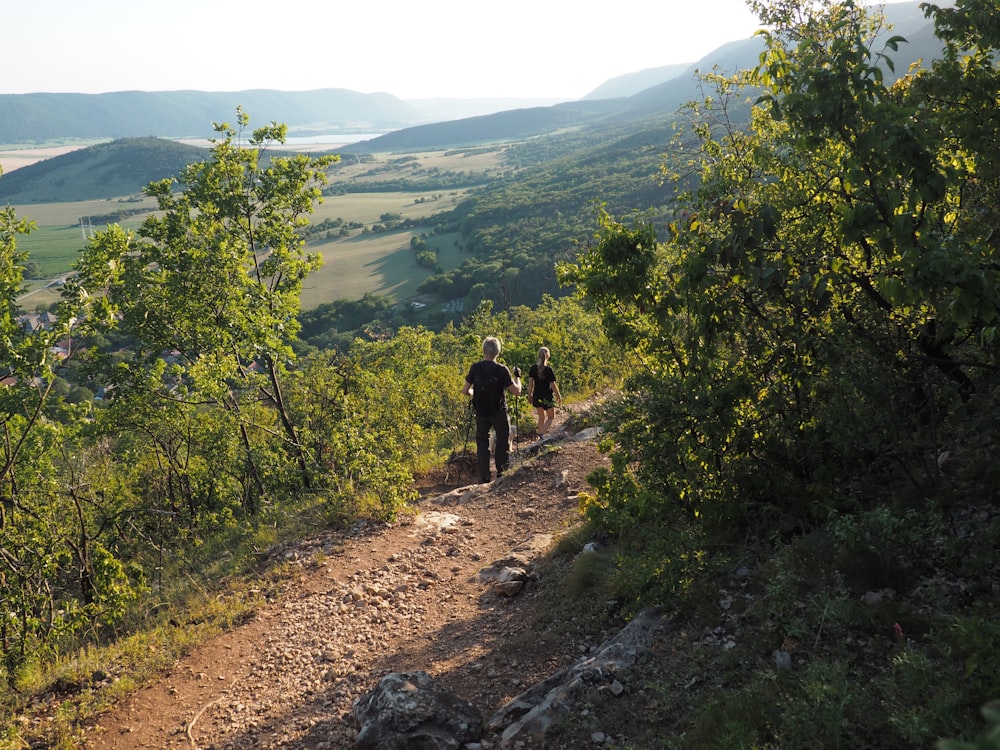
left=349, top=611, right=668, bottom=749
left=352, top=671, right=482, bottom=749
left=488, top=608, right=668, bottom=747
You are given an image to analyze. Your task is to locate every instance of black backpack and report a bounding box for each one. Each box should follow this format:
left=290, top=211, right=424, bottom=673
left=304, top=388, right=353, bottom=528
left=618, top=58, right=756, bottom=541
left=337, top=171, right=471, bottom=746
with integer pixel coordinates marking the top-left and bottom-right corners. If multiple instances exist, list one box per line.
left=472, top=366, right=503, bottom=416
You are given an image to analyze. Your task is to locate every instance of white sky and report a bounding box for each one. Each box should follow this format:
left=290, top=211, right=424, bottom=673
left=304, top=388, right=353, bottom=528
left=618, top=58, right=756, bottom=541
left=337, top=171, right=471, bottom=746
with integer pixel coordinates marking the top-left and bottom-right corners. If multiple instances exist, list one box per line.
left=2, top=0, right=765, bottom=100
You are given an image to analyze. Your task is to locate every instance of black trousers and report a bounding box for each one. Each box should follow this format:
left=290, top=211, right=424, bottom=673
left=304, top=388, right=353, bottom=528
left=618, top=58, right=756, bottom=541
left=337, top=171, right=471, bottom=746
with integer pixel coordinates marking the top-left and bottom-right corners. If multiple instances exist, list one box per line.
left=475, top=409, right=510, bottom=482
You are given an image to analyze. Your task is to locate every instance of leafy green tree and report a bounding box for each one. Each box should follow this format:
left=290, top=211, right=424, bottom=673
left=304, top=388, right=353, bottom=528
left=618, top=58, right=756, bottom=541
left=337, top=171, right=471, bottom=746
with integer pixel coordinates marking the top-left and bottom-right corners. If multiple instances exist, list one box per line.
left=562, top=0, right=1000, bottom=572
left=74, top=109, right=338, bottom=512
left=558, top=0, right=1000, bottom=742
left=0, top=203, right=139, bottom=685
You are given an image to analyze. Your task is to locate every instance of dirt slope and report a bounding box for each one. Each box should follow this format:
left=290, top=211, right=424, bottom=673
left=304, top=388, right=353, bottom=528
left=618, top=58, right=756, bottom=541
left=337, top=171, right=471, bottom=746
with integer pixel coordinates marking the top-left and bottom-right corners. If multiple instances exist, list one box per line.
left=85, top=413, right=609, bottom=749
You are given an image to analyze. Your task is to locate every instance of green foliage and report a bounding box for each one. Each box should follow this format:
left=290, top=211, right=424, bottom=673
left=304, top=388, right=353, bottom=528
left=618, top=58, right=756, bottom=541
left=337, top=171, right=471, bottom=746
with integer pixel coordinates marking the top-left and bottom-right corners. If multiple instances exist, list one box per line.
left=297, top=293, right=398, bottom=351
left=939, top=701, right=1000, bottom=750
left=416, top=248, right=438, bottom=269
left=944, top=617, right=1000, bottom=703
left=285, top=352, right=416, bottom=520
left=827, top=506, right=930, bottom=590
left=566, top=0, right=1000, bottom=552
left=679, top=672, right=784, bottom=749
left=73, top=108, right=339, bottom=510
left=559, top=0, right=1000, bottom=744
left=416, top=118, right=678, bottom=311
left=0, top=200, right=148, bottom=688
left=881, top=648, right=964, bottom=744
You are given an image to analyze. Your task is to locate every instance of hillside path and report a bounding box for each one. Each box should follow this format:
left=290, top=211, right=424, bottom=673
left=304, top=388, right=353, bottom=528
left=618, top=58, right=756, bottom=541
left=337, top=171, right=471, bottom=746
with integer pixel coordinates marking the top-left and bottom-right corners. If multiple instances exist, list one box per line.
left=86, top=409, right=608, bottom=749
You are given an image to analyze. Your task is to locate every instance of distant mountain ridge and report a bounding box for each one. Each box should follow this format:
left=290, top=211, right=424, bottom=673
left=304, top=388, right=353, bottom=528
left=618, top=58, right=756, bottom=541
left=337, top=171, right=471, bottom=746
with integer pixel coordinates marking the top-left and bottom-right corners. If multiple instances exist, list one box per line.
left=342, top=0, right=939, bottom=153
left=0, top=1, right=937, bottom=161
left=582, top=64, right=692, bottom=100
left=0, top=89, right=427, bottom=144
left=0, top=90, right=587, bottom=145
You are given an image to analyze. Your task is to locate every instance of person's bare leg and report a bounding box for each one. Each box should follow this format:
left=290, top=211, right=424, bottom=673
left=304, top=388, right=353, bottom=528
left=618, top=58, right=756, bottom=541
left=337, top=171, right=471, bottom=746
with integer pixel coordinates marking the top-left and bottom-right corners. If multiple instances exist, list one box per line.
left=541, top=407, right=555, bottom=436
left=535, top=406, right=547, bottom=437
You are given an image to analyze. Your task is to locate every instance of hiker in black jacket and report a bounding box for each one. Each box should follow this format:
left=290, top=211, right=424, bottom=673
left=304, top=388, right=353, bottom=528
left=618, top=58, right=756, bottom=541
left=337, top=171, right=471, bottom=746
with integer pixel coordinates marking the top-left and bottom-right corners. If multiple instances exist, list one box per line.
left=462, top=336, right=522, bottom=483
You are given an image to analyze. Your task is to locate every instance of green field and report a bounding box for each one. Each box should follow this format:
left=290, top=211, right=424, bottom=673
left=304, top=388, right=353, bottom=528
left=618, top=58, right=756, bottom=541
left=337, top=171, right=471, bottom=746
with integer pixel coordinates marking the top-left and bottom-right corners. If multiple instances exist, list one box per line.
left=303, top=229, right=464, bottom=307
left=15, top=197, right=157, bottom=275
left=304, top=230, right=420, bottom=306
left=19, top=224, right=89, bottom=275
left=312, top=188, right=468, bottom=224
left=14, top=190, right=472, bottom=311
left=10, top=145, right=497, bottom=311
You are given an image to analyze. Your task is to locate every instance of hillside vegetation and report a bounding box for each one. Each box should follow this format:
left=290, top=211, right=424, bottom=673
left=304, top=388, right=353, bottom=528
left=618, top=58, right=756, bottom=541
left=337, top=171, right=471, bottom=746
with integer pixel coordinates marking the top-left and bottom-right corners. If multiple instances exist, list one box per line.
left=0, top=137, right=206, bottom=202
left=554, top=0, right=1000, bottom=746
left=5, top=140, right=507, bottom=313
left=2, top=2, right=999, bottom=748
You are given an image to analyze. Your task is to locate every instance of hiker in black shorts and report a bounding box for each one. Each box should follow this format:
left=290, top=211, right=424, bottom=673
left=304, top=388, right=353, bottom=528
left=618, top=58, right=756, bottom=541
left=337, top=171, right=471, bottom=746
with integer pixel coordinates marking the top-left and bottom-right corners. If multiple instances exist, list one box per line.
left=527, top=346, right=562, bottom=439
left=462, top=336, right=522, bottom=483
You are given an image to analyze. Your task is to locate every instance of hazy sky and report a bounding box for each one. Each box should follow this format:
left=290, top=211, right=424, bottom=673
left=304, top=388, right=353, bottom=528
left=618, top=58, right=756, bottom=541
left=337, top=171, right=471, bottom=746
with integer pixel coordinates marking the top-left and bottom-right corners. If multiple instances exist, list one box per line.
left=3, top=0, right=764, bottom=100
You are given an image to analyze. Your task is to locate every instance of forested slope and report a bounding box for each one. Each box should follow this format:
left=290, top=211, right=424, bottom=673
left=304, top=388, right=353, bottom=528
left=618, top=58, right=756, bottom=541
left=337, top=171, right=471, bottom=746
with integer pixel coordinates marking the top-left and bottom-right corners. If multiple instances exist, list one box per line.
left=0, top=137, right=207, bottom=202
left=415, top=117, right=680, bottom=308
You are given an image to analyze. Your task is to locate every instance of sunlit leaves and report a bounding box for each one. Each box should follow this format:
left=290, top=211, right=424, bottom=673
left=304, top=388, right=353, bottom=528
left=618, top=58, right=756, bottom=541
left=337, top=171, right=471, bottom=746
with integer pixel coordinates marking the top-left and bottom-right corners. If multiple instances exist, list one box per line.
left=77, top=109, right=340, bottom=503
left=566, top=0, right=1000, bottom=588
left=0, top=205, right=134, bottom=686
left=557, top=210, right=666, bottom=352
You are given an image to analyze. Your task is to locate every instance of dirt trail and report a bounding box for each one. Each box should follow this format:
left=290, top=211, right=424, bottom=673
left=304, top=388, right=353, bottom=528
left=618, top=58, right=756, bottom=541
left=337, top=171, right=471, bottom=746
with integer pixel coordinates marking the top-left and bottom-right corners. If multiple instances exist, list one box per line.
left=86, top=411, right=608, bottom=749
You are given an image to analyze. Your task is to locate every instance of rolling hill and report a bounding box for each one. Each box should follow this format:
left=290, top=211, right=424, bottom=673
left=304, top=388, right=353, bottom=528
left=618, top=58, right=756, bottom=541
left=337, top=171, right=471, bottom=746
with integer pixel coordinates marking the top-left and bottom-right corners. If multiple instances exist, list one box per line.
left=582, top=63, right=692, bottom=100
left=338, top=99, right=630, bottom=153
left=345, top=0, right=941, bottom=154
left=0, top=137, right=208, bottom=202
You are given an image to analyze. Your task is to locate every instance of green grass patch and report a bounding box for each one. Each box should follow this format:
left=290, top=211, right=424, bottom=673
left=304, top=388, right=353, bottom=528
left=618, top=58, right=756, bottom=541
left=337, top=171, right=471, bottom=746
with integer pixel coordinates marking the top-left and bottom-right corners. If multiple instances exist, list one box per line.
left=14, top=199, right=156, bottom=279
left=17, top=225, right=89, bottom=276
left=16, top=283, right=62, bottom=312
left=427, top=231, right=465, bottom=267
left=14, top=198, right=155, bottom=226
left=312, top=189, right=468, bottom=225
left=302, top=227, right=468, bottom=309
left=304, top=229, right=428, bottom=306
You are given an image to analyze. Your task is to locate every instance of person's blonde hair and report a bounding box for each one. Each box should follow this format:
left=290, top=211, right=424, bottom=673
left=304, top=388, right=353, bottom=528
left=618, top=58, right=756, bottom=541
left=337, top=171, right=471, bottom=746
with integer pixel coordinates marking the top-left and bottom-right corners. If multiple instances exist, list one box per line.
left=536, top=346, right=550, bottom=371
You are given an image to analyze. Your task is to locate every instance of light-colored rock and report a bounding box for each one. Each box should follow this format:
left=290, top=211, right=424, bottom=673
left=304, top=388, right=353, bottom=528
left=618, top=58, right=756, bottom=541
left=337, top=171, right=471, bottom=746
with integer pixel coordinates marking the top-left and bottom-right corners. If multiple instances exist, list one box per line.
left=489, top=609, right=668, bottom=748
left=493, top=580, right=525, bottom=597
left=351, top=671, right=483, bottom=750
left=411, top=510, right=463, bottom=536
left=572, top=426, right=604, bottom=442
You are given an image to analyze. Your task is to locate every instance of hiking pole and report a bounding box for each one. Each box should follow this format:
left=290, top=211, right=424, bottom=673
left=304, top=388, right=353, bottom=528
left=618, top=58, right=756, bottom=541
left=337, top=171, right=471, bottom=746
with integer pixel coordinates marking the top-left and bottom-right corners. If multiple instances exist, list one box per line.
left=462, top=398, right=475, bottom=456
left=510, top=366, right=522, bottom=465
left=455, top=399, right=477, bottom=486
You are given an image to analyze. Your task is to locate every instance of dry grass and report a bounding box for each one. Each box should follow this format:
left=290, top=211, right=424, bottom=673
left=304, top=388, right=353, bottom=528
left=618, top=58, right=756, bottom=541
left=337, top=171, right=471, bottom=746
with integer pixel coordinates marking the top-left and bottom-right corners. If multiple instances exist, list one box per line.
left=0, top=145, right=91, bottom=174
